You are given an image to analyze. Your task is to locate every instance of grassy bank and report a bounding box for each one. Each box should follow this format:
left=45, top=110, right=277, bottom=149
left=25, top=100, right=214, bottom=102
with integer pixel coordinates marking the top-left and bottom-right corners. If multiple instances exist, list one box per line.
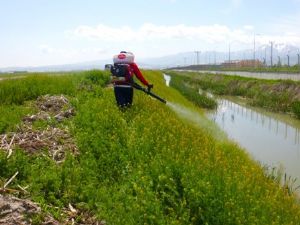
left=219, top=65, right=300, bottom=73
left=167, top=70, right=300, bottom=119
left=174, top=64, right=300, bottom=74
left=220, top=65, right=300, bottom=73
left=169, top=74, right=217, bottom=109
left=0, top=70, right=300, bottom=224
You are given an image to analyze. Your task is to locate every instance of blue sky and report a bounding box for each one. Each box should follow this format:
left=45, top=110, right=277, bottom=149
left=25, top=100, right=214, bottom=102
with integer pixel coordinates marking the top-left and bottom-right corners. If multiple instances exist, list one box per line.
left=1, top=0, right=300, bottom=67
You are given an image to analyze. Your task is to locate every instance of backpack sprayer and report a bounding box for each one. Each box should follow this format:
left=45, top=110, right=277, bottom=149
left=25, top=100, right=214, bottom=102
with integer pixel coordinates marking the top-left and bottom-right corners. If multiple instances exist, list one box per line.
left=132, top=82, right=167, bottom=104
left=108, top=58, right=167, bottom=104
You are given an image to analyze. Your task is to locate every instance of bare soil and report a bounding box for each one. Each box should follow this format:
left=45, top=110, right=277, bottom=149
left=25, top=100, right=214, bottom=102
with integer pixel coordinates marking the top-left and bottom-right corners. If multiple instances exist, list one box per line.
left=0, top=194, right=59, bottom=225
left=0, top=95, right=78, bottom=162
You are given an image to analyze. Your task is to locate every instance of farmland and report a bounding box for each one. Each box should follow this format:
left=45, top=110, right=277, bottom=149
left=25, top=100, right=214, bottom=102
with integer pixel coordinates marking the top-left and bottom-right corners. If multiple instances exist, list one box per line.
left=0, top=70, right=300, bottom=224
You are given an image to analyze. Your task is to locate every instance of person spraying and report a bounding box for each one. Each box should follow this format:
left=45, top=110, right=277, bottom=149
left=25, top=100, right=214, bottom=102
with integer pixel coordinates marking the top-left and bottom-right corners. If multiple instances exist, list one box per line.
left=110, top=51, right=154, bottom=108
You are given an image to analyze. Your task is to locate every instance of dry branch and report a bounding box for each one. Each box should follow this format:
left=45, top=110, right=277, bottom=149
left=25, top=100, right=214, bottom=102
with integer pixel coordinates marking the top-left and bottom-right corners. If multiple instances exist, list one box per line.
left=3, top=171, right=19, bottom=189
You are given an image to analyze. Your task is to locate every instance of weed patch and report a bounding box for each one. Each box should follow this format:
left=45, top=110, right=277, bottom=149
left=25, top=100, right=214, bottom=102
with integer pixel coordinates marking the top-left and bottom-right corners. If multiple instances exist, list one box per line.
left=170, top=75, right=217, bottom=109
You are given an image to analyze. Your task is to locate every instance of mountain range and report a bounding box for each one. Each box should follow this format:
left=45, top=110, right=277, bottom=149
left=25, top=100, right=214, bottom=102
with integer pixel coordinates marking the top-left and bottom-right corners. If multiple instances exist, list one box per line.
left=1, top=44, right=299, bottom=73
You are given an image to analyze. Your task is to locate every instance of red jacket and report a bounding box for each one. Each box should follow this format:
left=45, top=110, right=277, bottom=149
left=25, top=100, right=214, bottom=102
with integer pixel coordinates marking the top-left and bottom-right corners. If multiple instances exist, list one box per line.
left=113, top=62, right=149, bottom=86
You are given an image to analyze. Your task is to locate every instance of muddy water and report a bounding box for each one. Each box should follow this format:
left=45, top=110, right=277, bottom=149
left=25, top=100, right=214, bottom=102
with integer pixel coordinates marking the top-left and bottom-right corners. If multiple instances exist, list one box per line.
left=207, top=99, right=300, bottom=190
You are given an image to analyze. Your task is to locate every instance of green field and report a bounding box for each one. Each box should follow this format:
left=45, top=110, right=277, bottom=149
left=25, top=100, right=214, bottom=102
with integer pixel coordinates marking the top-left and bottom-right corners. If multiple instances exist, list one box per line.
left=1, top=70, right=300, bottom=224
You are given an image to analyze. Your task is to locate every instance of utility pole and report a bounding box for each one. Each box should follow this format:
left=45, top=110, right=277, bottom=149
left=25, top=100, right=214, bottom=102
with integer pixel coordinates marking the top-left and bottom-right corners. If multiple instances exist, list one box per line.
left=298, top=53, right=300, bottom=68
left=253, top=34, right=260, bottom=68
left=194, top=51, right=201, bottom=65
left=270, top=41, right=274, bottom=67
left=277, top=56, right=281, bottom=66
left=264, top=47, right=267, bottom=66
left=287, top=54, right=290, bottom=67
left=214, top=51, right=217, bottom=65
left=229, top=43, right=231, bottom=64
left=253, top=34, right=256, bottom=67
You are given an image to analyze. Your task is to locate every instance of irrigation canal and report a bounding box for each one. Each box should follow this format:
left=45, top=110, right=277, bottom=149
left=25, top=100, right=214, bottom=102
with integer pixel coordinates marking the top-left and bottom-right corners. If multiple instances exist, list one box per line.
left=164, top=74, right=300, bottom=193
left=206, top=99, right=300, bottom=191
left=175, top=70, right=300, bottom=81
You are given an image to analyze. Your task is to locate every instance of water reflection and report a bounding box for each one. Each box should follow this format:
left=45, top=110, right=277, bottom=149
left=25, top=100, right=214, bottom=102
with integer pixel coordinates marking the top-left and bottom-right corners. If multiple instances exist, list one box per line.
left=207, top=99, right=300, bottom=190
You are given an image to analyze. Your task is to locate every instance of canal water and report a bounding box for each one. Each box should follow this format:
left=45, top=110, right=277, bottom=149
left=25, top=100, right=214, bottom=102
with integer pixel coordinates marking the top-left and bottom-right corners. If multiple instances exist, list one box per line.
left=164, top=73, right=300, bottom=192
left=176, top=70, right=300, bottom=81
left=206, top=98, right=300, bottom=191
left=163, top=74, right=171, bottom=86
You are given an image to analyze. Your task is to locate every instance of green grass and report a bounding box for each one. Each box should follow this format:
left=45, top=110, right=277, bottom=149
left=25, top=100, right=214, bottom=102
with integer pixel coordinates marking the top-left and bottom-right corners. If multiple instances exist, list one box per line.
left=0, top=70, right=110, bottom=134
left=167, top=70, right=300, bottom=118
left=175, top=64, right=300, bottom=74
left=0, top=70, right=300, bottom=224
left=219, top=65, right=300, bottom=73
left=0, top=105, right=33, bottom=134
left=292, top=101, right=300, bottom=119
left=169, top=74, right=217, bottom=109
left=0, top=74, right=77, bottom=105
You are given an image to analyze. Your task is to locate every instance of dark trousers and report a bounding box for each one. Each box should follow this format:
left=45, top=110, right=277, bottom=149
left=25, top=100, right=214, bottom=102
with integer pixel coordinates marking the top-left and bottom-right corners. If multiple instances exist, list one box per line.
left=114, top=86, right=133, bottom=108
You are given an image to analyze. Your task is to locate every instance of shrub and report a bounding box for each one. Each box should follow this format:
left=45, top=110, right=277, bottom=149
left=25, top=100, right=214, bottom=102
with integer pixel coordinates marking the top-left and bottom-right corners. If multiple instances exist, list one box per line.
left=83, top=70, right=111, bottom=86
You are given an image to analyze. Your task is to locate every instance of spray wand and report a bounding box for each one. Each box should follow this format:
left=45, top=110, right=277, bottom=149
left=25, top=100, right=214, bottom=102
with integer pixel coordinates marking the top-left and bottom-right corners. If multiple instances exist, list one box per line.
left=132, top=83, right=167, bottom=104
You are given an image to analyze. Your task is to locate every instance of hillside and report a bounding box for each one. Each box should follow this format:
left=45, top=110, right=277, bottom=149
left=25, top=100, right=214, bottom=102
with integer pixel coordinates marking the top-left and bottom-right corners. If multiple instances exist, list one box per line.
left=0, top=70, right=300, bottom=224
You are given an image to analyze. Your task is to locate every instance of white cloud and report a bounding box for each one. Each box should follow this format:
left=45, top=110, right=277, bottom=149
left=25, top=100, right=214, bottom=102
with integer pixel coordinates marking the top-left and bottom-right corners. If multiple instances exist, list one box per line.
left=32, top=21, right=300, bottom=67
left=38, top=44, right=109, bottom=60
left=273, top=12, right=300, bottom=36
left=243, top=25, right=254, bottom=31
left=262, top=11, right=300, bottom=47
left=68, top=23, right=300, bottom=48
left=70, top=23, right=249, bottom=43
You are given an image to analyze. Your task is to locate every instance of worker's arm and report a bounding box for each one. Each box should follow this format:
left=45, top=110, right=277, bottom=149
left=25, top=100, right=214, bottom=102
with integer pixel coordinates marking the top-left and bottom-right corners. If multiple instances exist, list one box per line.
left=130, top=63, right=149, bottom=86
